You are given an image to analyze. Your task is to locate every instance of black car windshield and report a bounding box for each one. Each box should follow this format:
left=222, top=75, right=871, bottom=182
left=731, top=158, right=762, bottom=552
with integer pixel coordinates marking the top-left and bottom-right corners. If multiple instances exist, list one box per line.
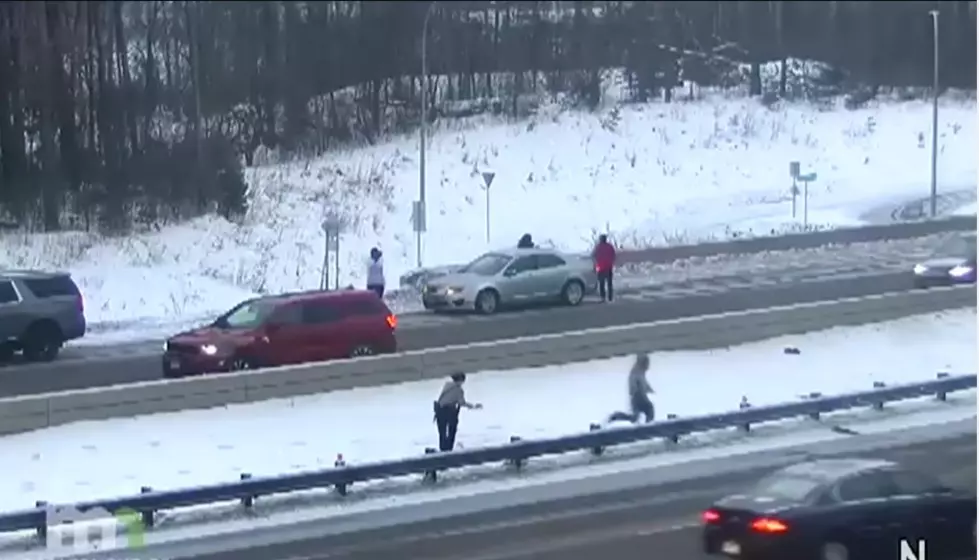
left=934, top=235, right=977, bottom=259
left=460, top=253, right=512, bottom=276
left=751, top=473, right=824, bottom=501
left=212, top=299, right=277, bottom=329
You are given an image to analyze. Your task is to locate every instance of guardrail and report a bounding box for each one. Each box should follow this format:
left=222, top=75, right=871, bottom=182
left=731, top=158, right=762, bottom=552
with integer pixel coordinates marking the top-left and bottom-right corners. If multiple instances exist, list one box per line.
left=400, top=216, right=977, bottom=284
left=0, top=285, right=973, bottom=435
left=0, top=373, right=973, bottom=543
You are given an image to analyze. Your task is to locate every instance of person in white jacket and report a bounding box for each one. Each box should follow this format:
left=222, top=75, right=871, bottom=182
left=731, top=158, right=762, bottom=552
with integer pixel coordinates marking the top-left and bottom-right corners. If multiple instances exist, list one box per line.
left=366, top=247, right=385, bottom=298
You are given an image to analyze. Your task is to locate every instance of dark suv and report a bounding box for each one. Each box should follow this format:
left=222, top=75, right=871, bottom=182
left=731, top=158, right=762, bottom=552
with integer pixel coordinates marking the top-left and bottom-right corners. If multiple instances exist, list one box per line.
left=0, top=270, right=87, bottom=362
left=162, top=289, right=399, bottom=377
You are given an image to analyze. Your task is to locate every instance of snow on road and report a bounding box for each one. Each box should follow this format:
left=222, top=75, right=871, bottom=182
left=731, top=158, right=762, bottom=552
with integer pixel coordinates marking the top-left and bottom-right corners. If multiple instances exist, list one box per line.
left=0, top=71, right=974, bottom=338
left=1, top=308, right=974, bottom=512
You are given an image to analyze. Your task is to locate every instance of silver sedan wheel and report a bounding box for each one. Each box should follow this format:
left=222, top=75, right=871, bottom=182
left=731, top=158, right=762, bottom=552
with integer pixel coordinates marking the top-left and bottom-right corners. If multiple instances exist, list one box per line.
left=563, top=281, right=584, bottom=306
left=476, top=290, right=498, bottom=314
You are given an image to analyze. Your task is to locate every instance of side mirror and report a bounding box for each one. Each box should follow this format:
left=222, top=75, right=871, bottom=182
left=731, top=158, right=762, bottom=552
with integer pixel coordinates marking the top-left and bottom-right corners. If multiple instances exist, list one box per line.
left=264, top=321, right=283, bottom=334
left=504, top=268, right=518, bottom=277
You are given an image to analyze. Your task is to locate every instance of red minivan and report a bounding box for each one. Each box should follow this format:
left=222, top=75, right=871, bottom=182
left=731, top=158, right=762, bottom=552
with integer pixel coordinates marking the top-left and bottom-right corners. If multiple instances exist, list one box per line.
left=162, top=290, right=398, bottom=377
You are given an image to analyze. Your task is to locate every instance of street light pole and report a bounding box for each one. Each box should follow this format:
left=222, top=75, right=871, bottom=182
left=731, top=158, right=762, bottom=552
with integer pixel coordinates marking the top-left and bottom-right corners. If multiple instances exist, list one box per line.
left=928, top=9, right=940, bottom=218
left=417, top=1, right=437, bottom=268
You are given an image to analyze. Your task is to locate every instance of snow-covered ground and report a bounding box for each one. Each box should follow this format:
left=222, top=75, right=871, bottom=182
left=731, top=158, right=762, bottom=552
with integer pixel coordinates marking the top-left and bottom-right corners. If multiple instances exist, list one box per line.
left=1, top=308, right=974, bottom=513
left=0, top=75, right=975, bottom=340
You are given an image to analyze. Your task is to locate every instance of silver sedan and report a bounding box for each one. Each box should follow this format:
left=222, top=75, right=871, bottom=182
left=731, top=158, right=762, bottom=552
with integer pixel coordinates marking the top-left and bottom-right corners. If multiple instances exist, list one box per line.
left=421, top=248, right=598, bottom=314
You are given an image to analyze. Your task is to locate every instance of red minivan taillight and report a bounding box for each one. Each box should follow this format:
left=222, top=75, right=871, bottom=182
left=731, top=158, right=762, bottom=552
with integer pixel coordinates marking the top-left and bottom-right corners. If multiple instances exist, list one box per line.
left=702, top=509, right=721, bottom=523
left=750, top=517, right=789, bottom=533
left=386, top=314, right=397, bottom=329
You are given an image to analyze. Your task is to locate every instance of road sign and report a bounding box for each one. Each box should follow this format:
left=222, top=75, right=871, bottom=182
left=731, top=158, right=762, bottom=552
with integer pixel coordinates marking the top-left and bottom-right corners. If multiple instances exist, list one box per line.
left=321, top=211, right=345, bottom=234
left=481, top=171, right=496, bottom=189
left=798, top=172, right=817, bottom=182
left=326, top=231, right=340, bottom=253
left=789, top=161, right=800, bottom=178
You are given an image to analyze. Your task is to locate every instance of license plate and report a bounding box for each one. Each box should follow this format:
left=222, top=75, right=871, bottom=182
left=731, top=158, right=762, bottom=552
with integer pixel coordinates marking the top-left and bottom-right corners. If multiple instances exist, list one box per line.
left=721, top=541, right=741, bottom=555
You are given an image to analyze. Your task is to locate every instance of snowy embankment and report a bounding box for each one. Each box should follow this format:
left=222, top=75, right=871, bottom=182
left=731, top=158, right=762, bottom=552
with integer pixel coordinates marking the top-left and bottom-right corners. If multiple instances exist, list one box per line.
left=0, top=74, right=974, bottom=339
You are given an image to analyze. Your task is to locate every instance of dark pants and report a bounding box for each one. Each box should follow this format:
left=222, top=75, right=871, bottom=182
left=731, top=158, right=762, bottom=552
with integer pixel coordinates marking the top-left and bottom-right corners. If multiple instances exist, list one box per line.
left=609, top=393, right=655, bottom=424
left=367, top=284, right=385, bottom=298
left=597, top=269, right=614, bottom=301
left=434, top=403, right=460, bottom=451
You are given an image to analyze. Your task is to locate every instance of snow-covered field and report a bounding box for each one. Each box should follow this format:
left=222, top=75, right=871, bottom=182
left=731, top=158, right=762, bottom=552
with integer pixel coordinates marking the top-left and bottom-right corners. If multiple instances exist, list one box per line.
left=0, top=74, right=974, bottom=338
left=1, top=308, right=974, bottom=514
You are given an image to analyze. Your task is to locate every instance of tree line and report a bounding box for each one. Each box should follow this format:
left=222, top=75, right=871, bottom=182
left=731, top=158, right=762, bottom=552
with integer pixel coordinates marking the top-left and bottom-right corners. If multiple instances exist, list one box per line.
left=0, top=1, right=974, bottom=233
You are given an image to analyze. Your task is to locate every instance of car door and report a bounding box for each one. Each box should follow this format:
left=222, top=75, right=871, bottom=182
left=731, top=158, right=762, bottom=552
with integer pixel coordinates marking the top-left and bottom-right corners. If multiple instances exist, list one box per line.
left=300, top=299, right=351, bottom=362
left=0, top=280, right=26, bottom=343
left=500, top=255, right=540, bottom=302
left=532, top=253, right=569, bottom=300
left=256, top=302, right=306, bottom=366
left=833, top=470, right=909, bottom=558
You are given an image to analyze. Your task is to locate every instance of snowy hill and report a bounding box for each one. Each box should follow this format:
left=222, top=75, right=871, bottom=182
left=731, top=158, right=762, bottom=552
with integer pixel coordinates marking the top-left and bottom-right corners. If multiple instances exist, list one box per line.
left=0, top=77, right=975, bottom=337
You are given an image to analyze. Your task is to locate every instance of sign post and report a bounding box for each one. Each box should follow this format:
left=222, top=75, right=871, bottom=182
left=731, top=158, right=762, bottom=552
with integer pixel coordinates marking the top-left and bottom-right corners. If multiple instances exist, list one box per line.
left=412, top=200, right=426, bottom=267
left=789, top=161, right=800, bottom=218
left=481, top=171, right=496, bottom=244
left=321, top=213, right=345, bottom=290
left=797, top=172, right=817, bottom=229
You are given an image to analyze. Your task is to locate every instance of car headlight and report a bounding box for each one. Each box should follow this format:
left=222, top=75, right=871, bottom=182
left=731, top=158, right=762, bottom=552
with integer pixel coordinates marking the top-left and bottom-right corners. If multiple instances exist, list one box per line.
left=445, top=286, right=464, bottom=295
left=949, top=265, right=974, bottom=277
left=201, top=344, right=219, bottom=355
left=912, top=264, right=927, bottom=275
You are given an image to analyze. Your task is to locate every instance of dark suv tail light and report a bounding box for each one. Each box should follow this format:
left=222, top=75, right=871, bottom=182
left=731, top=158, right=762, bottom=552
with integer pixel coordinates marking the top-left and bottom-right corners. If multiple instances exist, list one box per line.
left=702, top=509, right=721, bottom=523
left=750, top=517, right=789, bottom=533
left=386, top=314, right=397, bottom=329
left=77, top=295, right=84, bottom=314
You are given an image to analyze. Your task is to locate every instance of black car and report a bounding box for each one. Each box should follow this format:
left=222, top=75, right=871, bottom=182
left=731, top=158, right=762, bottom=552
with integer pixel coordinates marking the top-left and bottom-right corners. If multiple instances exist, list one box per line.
left=702, top=458, right=975, bottom=560
left=913, top=233, right=977, bottom=288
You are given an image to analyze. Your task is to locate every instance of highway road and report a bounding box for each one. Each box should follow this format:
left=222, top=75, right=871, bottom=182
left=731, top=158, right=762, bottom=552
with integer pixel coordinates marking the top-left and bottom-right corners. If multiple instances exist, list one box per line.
left=0, top=269, right=924, bottom=397
left=183, top=431, right=977, bottom=560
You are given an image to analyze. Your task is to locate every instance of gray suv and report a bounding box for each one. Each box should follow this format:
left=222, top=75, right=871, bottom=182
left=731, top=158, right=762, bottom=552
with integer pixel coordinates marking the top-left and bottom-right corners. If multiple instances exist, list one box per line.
left=0, top=270, right=87, bottom=361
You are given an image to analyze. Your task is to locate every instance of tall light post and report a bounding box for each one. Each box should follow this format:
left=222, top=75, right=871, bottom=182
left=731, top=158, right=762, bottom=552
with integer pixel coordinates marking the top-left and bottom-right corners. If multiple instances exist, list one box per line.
left=416, top=1, right=437, bottom=268
left=928, top=9, right=940, bottom=218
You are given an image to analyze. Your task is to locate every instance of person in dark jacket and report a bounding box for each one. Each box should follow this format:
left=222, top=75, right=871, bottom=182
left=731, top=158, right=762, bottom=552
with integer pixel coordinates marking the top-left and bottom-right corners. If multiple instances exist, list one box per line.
left=608, top=353, right=655, bottom=423
left=366, top=247, right=385, bottom=298
left=592, top=234, right=617, bottom=302
left=433, top=373, right=482, bottom=451
left=517, top=233, right=535, bottom=249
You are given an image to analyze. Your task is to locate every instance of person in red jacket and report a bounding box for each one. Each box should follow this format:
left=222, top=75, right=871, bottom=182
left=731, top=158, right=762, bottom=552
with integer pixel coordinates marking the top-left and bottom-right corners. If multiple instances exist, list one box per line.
left=592, top=234, right=617, bottom=302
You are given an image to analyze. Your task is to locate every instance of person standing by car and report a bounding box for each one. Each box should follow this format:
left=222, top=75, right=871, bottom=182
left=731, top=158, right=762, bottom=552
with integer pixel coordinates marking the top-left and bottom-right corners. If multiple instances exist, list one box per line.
left=366, top=247, right=385, bottom=298
left=592, top=234, right=617, bottom=302
left=434, top=372, right=482, bottom=451
left=608, top=353, right=655, bottom=424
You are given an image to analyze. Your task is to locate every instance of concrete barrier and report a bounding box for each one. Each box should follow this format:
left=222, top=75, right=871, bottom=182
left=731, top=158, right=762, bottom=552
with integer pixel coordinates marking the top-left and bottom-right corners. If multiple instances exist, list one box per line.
left=0, top=285, right=973, bottom=435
